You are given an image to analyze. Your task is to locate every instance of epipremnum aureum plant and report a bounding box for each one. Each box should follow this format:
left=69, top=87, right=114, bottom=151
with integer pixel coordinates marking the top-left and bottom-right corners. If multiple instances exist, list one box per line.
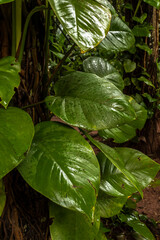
left=0, top=0, right=159, bottom=239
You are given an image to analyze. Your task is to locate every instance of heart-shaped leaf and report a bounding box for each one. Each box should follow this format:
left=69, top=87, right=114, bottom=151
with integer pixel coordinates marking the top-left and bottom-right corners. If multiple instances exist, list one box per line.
left=0, top=57, right=20, bottom=108
left=45, top=72, right=135, bottom=130
left=99, top=16, right=135, bottom=52
left=97, top=147, right=160, bottom=198
left=85, top=133, right=143, bottom=197
left=83, top=57, right=124, bottom=90
left=18, top=121, right=100, bottom=219
left=0, top=107, right=34, bottom=157
left=0, top=133, right=21, bottom=179
left=49, top=202, right=100, bottom=240
left=48, top=0, right=111, bottom=52
left=99, top=97, right=147, bottom=143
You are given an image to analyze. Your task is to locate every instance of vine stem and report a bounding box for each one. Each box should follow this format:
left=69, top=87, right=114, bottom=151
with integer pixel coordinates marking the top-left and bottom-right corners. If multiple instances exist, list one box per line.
left=46, top=43, right=76, bottom=88
left=133, top=0, right=142, bottom=17
left=22, top=100, right=45, bottom=109
left=18, top=5, right=46, bottom=64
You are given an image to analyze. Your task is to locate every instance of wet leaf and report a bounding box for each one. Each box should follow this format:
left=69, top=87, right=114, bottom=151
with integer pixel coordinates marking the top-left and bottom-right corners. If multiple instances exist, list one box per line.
left=83, top=57, right=124, bottom=90
left=99, top=16, right=135, bottom=52
left=0, top=57, right=20, bottom=108
left=49, top=0, right=111, bottom=52
left=18, top=121, right=100, bottom=219
left=99, top=97, right=147, bottom=143
left=49, top=202, right=100, bottom=240
left=45, top=71, right=135, bottom=130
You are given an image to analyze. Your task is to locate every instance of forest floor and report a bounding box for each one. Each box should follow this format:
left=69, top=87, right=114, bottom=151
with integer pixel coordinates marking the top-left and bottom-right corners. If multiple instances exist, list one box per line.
left=136, top=158, right=160, bottom=240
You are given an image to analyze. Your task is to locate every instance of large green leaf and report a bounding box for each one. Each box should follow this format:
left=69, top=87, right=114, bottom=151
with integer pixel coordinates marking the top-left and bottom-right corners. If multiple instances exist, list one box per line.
left=97, top=190, right=127, bottom=218
left=83, top=57, right=124, bottom=90
left=0, top=57, right=20, bottom=108
left=85, top=133, right=143, bottom=197
left=95, top=0, right=116, bottom=14
left=0, top=0, right=14, bottom=4
left=0, top=133, right=21, bottom=179
left=99, top=16, right=135, bottom=52
left=0, top=107, right=34, bottom=157
left=97, top=147, right=160, bottom=198
left=45, top=72, right=135, bottom=130
left=99, top=97, right=147, bottom=143
left=119, top=214, right=155, bottom=240
left=49, top=0, right=111, bottom=52
left=143, top=0, right=160, bottom=9
left=18, top=122, right=100, bottom=219
left=49, top=202, right=99, bottom=240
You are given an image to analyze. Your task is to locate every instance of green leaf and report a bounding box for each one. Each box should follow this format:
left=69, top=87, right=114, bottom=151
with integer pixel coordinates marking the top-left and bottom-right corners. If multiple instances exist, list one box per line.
left=45, top=72, right=135, bottom=130
left=136, top=44, right=152, bottom=55
left=0, top=133, right=20, bottom=179
left=85, top=134, right=143, bottom=197
left=137, top=76, right=155, bottom=88
left=119, top=214, right=155, bottom=240
left=0, top=57, right=20, bottom=108
left=124, top=59, right=136, bottom=73
left=0, top=180, right=6, bottom=216
left=143, top=0, right=160, bottom=9
left=95, top=0, right=116, bottom=14
left=99, top=16, right=135, bottom=52
left=48, top=0, right=111, bottom=52
left=49, top=202, right=99, bottom=240
left=99, top=97, right=147, bottom=143
left=132, top=13, right=147, bottom=24
left=97, top=190, right=127, bottom=218
left=83, top=57, right=124, bottom=90
left=0, top=0, right=14, bottom=4
left=0, top=107, right=34, bottom=157
left=96, top=147, right=160, bottom=198
left=132, top=24, right=152, bottom=37
left=18, top=122, right=100, bottom=220
left=142, top=93, right=157, bottom=103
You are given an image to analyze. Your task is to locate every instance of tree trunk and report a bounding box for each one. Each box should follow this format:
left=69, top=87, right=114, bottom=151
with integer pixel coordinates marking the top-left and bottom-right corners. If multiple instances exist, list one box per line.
left=0, top=2, right=51, bottom=239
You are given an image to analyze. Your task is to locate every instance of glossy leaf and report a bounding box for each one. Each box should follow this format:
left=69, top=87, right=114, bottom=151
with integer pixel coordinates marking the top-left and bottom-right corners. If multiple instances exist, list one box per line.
left=18, top=122, right=100, bottom=219
left=143, top=0, right=160, bottom=9
left=45, top=72, right=135, bottom=130
left=0, top=133, right=21, bottom=179
left=85, top=134, right=143, bottom=197
left=83, top=57, right=124, bottom=90
left=0, top=107, right=34, bottom=157
left=0, top=57, right=20, bottom=108
left=99, top=16, right=135, bottom=52
left=0, top=0, right=14, bottom=3
left=99, top=97, right=147, bottom=143
left=95, top=0, right=116, bottom=14
left=97, top=190, right=127, bottom=218
left=96, top=147, right=160, bottom=198
left=119, top=214, right=155, bottom=240
left=49, top=202, right=100, bottom=240
left=49, top=0, right=111, bottom=52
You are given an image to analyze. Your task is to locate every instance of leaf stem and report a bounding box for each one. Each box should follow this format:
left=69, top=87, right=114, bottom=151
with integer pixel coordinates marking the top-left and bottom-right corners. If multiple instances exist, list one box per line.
left=12, top=1, right=16, bottom=57
left=133, top=0, right=142, bottom=17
